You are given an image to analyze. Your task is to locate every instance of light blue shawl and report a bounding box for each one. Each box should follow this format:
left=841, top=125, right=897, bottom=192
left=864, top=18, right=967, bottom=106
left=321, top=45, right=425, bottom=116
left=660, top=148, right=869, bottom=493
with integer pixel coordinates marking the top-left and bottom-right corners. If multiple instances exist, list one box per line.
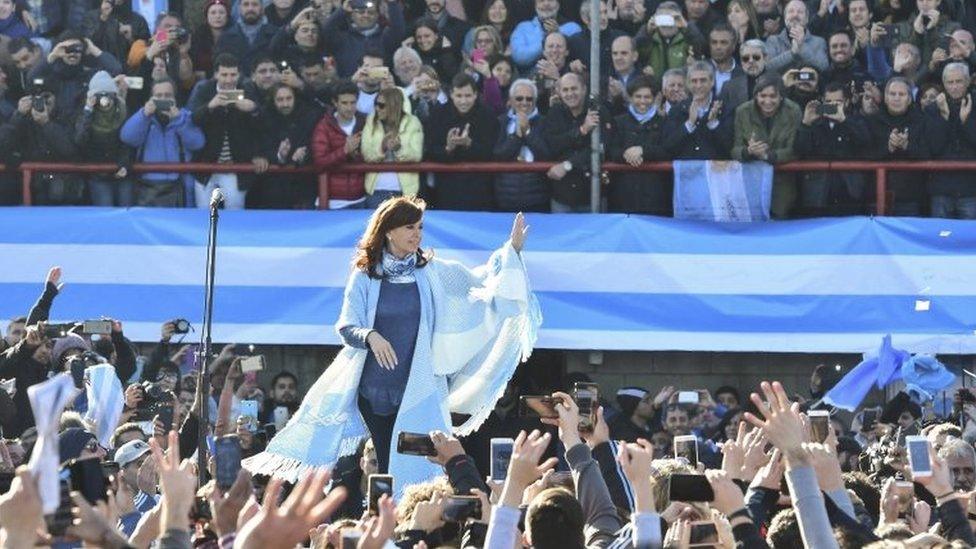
left=243, top=241, right=541, bottom=494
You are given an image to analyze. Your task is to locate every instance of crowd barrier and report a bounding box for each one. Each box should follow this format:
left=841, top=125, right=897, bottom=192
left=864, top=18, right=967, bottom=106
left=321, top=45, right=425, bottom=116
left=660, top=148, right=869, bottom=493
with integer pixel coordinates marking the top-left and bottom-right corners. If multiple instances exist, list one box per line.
left=7, top=160, right=976, bottom=215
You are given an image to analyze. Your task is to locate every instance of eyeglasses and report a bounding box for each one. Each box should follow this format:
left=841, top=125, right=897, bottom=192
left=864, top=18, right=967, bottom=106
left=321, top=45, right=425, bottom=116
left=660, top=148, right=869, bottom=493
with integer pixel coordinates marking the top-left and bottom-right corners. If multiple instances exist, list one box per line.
left=375, top=101, right=386, bottom=108
left=742, top=55, right=763, bottom=62
left=512, top=96, right=534, bottom=102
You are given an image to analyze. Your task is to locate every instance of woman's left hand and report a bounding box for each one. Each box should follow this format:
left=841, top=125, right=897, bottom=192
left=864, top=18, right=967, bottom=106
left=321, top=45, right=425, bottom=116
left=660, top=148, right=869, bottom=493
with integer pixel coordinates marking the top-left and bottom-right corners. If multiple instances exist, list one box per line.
left=510, top=212, right=528, bottom=253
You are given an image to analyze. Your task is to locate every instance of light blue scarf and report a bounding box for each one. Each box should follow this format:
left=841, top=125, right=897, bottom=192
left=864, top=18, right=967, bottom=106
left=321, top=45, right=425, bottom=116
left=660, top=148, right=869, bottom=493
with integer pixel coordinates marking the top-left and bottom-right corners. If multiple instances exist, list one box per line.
left=381, top=250, right=417, bottom=283
left=628, top=104, right=657, bottom=124
left=506, top=108, right=540, bottom=161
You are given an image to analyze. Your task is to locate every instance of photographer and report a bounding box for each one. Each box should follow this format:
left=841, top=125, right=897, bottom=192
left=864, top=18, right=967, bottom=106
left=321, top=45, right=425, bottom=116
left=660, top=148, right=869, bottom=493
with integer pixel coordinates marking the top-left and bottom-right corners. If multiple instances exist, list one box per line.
left=130, top=12, right=195, bottom=94
left=795, top=81, right=871, bottom=216
left=74, top=70, right=132, bottom=207
left=27, top=30, right=122, bottom=123
left=0, top=88, right=82, bottom=205
left=635, top=2, right=700, bottom=79
left=120, top=78, right=206, bottom=207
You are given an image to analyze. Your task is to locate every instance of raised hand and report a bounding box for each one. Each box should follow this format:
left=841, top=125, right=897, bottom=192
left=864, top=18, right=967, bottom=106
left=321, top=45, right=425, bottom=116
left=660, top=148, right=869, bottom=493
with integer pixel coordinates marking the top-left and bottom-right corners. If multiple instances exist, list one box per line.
left=510, top=212, right=529, bottom=253
left=744, top=381, right=806, bottom=468
left=500, top=430, right=557, bottom=507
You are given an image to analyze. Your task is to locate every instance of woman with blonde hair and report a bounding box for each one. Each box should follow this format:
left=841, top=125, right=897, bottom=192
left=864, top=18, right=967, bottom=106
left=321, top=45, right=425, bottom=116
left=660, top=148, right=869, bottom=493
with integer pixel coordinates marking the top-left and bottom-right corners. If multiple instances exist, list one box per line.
left=245, top=198, right=541, bottom=493
left=361, top=88, right=424, bottom=208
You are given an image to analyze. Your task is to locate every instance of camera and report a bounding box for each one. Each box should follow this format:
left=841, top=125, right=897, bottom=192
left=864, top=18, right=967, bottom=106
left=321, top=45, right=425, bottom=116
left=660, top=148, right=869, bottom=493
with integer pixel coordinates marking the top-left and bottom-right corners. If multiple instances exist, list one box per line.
left=43, top=322, right=75, bottom=339
left=816, top=102, right=838, bottom=115
left=66, top=351, right=105, bottom=389
left=172, top=318, right=190, bottom=334
left=171, top=27, right=189, bottom=42
left=153, top=98, right=174, bottom=112
left=797, top=71, right=815, bottom=82
left=31, top=95, right=47, bottom=113
left=134, top=381, right=170, bottom=421
left=279, top=60, right=290, bottom=72
left=64, top=43, right=84, bottom=55
left=95, top=92, right=114, bottom=108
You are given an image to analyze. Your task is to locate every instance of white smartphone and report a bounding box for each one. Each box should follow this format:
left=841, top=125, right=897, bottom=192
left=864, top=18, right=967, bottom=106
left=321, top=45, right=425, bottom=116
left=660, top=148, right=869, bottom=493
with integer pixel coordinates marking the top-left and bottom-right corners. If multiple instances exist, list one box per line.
left=674, top=435, right=699, bottom=466
left=654, top=14, right=676, bottom=27
left=273, top=406, right=290, bottom=431
left=678, top=391, right=699, bottom=404
left=240, top=355, right=265, bottom=373
left=490, top=438, right=514, bottom=482
left=123, top=76, right=144, bottom=89
left=905, top=435, right=932, bottom=477
left=808, top=410, right=830, bottom=443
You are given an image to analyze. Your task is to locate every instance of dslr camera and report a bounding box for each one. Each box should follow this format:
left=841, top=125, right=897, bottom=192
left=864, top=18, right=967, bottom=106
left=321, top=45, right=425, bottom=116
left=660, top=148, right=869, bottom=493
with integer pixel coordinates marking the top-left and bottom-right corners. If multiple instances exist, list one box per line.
left=172, top=318, right=190, bottom=334
left=134, top=381, right=170, bottom=421
left=64, top=43, right=85, bottom=55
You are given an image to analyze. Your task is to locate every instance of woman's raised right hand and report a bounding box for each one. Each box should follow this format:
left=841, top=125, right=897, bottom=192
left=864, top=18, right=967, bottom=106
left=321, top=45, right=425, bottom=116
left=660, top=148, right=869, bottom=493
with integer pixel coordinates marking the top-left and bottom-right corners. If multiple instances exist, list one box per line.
left=366, top=331, right=398, bottom=370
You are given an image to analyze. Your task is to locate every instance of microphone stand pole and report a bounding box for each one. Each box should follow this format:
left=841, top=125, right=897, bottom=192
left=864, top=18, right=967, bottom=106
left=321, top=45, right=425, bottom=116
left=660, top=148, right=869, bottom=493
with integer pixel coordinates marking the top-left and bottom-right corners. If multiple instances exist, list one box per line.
left=196, top=200, right=220, bottom=484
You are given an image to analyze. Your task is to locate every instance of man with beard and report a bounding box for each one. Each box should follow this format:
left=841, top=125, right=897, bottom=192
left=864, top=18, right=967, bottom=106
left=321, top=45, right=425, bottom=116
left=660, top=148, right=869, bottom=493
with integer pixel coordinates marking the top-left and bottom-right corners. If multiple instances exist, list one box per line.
left=511, top=0, right=582, bottom=70
left=251, top=84, right=318, bottom=208
left=925, top=62, right=976, bottom=219
left=6, top=38, right=43, bottom=100
left=324, top=0, right=406, bottom=78
left=719, top=39, right=769, bottom=109
left=822, top=30, right=869, bottom=89
left=28, top=30, right=122, bottom=122
left=120, top=78, right=206, bottom=207
left=216, top=0, right=277, bottom=76
left=938, top=438, right=976, bottom=492
left=765, top=0, right=828, bottom=73
left=261, top=372, right=301, bottom=423
left=414, top=0, right=469, bottom=52
left=245, top=54, right=283, bottom=107
left=424, top=73, right=499, bottom=210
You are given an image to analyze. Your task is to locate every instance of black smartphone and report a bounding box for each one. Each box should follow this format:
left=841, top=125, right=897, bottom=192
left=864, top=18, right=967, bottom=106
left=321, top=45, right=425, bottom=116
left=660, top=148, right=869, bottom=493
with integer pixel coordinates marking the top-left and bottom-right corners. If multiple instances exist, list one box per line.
left=862, top=408, right=879, bottom=431
left=396, top=431, right=437, bottom=456
left=156, top=404, right=174, bottom=431
left=519, top=395, right=560, bottom=419
left=0, top=471, right=13, bottom=495
left=215, top=434, right=242, bottom=491
left=668, top=474, right=715, bottom=502
left=816, top=102, right=838, bottom=115
left=263, top=423, right=277, bottom=441
left=367, top=474, right=394, bottom=515
left=45, top=479, right=73, bottom=537
left=442, top=495, right=482, bottom=523
left=689, top=520, right=719, bottom=547
left=69, top=458, right=108, bottom=504
left=574, top=382, right=599, bottom=434
left=101, top=461, right=120, bottom=483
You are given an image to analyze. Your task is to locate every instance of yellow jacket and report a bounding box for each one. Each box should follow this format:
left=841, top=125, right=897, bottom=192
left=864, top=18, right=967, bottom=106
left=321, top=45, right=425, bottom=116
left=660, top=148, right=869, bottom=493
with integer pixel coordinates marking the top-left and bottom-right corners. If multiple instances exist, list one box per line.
left=361, top=113, right=424, bottom=196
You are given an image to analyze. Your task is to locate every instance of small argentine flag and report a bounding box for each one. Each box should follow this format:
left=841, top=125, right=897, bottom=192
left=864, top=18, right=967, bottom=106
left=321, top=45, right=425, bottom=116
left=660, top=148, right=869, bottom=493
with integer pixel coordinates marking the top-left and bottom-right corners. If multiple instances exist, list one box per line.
left=673, top=160, right=774, bottom=222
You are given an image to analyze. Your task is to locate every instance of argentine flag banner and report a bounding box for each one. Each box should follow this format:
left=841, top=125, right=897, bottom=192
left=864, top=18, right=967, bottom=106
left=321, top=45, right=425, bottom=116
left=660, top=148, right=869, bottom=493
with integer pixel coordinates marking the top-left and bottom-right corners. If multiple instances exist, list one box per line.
left=1, top=208, right=976, bottom=354
left=674, top=160, right=773, bottom=221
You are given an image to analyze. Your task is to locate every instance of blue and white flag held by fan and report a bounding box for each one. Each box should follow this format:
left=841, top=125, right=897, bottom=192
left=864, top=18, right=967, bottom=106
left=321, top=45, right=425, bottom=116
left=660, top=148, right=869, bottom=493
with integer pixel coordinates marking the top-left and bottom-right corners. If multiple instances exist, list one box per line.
left=27, top=374, right=80, bottom=514
left=823, top=334, right=956, bottom=412
left=673, top=161, right=773, bottom=221
left=84, top=364, right=125, bottom=449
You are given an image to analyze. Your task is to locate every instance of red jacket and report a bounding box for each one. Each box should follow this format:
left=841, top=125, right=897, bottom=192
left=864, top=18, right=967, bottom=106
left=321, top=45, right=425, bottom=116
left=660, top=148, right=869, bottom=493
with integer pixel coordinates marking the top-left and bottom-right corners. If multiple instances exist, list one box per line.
left=312, top=110, right=366, bottom=205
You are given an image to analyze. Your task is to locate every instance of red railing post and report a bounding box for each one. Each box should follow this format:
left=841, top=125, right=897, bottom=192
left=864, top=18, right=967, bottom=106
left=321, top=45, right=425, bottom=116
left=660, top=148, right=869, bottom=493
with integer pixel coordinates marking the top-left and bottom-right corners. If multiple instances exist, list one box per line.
left=21, top=167, right=32, bottom=206
left=317, top=173, right=329, bottom=210
left=875, top=167, right=887, bottom=216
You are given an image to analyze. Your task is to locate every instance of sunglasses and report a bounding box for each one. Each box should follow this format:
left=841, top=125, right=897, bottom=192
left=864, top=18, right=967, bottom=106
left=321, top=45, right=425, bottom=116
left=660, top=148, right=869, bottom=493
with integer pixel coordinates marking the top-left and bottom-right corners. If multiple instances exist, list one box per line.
left=513, top=96, right=534, bottom=102
left=742, top=55, right=763, bottom=62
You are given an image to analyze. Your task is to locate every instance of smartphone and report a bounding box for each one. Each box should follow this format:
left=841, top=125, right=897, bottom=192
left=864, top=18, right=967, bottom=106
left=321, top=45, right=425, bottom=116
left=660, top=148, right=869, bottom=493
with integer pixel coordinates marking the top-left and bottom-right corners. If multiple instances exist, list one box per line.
left=68, top=458, right=108, bottom=504
left=654, top=14, right=676, bottom=26
left=816, top=102, right=839, bottom=115
left=218, top=89, right=245, bottom=102
left=668, top=473, right=714, bottom=502
left=153, top=98, right=174, bottom=111
left=894, top=480, right=915, bottom=515
left=490, top=438, right=514, bottom=482
left=156, top=404, right=174, bottom=431
left=273, top=406, right=290, bottom=431
left=673, top=435, right=699, bottom=466
left=239, top=400, right=259, bottom=432
left=906, top=435, right=932, bottom=477
left=215, top=434, right=242, bottom=491
left=0, top=472, right=13, bottom=495
left=808, top=410, right=830, bottom=443
left=154, top=28, right=169, bottom=43
left=861, top=408, right=879, bottom=431
left=240, top=355, right=265, bottom=373
left=689, top=520, right=719, bottom=547
left=519, top=395, right=560, bottom=419
left=340, top=528, right=362, bottom=549
left=82, top=320, right=113, bottom=335
left=574, top=382, right=599, bottom=434
left=442, top=495, right=482, bottom=523
left=471, top=48, right=486, bottom=64
left=677, top=391, right=700, bottom=404
left=45, top=479, right=73, bottom=537
left=101, top=461, right=120, bottom=483
left=396, top=431, right=437, bottom=456
left=123, top=76, right=144, bottom=90
left=367, top=474, right=394, bottom=515
left=366, top=66, right=389, bottom=80
left=797, top=71, right=815, bottom=82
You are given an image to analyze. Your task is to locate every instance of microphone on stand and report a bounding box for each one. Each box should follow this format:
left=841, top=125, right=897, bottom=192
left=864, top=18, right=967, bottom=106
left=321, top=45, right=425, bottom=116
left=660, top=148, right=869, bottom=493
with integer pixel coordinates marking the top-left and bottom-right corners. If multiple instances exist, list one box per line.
left=210, top=188, right=225, bottom=209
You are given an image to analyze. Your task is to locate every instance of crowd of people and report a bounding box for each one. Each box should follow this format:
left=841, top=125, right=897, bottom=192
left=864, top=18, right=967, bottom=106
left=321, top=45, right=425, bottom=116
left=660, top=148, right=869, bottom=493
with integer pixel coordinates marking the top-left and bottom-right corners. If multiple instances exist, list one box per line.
left=0, top=0, right=974, bottom=216
left=5, top=266, right=976, bottom=548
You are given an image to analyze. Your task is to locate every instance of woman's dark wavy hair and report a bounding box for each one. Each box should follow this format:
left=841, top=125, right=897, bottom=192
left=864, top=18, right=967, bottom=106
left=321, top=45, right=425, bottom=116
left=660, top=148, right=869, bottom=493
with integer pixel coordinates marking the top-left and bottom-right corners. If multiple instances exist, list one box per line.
left=354, top=197, right=430, bottom=278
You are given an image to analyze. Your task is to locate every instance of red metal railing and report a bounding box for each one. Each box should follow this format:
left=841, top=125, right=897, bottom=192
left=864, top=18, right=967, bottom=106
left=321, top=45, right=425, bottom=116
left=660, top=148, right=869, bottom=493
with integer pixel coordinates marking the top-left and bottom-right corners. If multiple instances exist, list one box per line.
left=10, top=160, right=976, bottom=215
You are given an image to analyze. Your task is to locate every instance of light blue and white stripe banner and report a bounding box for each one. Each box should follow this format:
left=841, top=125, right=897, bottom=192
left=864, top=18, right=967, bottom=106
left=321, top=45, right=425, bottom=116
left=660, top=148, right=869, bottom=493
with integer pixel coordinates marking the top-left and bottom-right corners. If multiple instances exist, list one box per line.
left=2, top=208, right=976, bottom=354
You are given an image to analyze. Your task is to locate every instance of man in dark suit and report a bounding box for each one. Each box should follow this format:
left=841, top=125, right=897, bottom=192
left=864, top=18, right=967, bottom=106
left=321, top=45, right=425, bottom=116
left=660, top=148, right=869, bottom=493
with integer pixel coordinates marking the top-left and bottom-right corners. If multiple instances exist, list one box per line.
left=719, top=38, right=772, bottom=110
left=664, top=61, right=733, bottom=159
left=215, top=0, right=277, bottom=76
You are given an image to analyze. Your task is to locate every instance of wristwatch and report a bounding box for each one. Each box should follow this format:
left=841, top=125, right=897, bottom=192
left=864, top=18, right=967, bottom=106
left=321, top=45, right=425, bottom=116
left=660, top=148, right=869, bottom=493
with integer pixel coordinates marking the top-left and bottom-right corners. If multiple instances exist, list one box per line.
left=562, top=160, right=573, bottom=171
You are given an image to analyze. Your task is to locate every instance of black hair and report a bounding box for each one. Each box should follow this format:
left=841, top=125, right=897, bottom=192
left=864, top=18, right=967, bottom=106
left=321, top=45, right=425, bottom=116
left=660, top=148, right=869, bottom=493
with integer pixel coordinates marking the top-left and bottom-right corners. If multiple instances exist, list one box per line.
left=626, top=74, right=658, bottom=96
left=214, top=53, right=240, bottom=71
left=271, top=371, right=298, bottom=388
left=451, top=72, right=478, bottom=91
left=333, top=79, right=359, bottom=99
left=6, top=37, right=36, bottom=55
left=251, top=53, right=277, bottom=72
left=9, top=316, right=26, bottom=324
left=56, top=29, right=85, bottom=44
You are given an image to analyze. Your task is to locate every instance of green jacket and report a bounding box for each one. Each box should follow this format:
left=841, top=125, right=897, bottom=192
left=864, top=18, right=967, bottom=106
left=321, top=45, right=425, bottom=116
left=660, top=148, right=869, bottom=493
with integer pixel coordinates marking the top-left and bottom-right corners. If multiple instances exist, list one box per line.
left=731, top=98, right=801, bottom=164
left=899, top=16, right=961, bottom=70
left=637, top=31, right=690, bottom=79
